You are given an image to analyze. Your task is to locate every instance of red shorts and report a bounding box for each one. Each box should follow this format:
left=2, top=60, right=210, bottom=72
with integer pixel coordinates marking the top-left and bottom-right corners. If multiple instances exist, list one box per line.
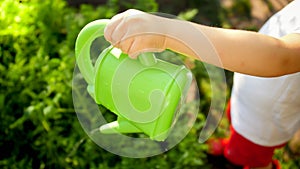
left=224, top=100, right=286, bottom=168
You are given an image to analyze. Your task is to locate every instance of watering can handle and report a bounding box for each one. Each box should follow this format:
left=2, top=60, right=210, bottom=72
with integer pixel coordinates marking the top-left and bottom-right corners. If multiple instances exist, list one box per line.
left=75, top=19, right=157, bottom=85
left=75, top=19, right=110, bottom=85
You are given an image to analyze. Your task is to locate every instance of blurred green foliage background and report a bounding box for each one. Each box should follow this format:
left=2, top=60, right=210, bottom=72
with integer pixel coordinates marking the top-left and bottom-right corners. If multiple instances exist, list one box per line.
left=0, top=0, right=299, bottom=168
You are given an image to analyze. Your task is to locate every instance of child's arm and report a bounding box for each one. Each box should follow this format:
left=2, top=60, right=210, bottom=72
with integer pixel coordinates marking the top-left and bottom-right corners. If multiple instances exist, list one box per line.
left=104, top=9, right=300, bottom=77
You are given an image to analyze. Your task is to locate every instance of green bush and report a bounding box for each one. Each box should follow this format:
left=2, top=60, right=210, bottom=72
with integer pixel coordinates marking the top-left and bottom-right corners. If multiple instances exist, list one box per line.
left=0, top=0, right=211, bottom=168
left=0, top=0, right=116, bottom=168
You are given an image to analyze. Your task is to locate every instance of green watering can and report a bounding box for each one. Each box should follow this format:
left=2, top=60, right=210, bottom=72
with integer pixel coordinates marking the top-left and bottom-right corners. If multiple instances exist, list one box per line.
left=75, top=19, right=192, bottom=141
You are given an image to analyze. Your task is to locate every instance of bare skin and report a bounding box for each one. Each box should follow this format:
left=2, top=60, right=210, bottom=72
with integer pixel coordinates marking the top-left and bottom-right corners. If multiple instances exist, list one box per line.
left=104, top=9, right=300, bottom=77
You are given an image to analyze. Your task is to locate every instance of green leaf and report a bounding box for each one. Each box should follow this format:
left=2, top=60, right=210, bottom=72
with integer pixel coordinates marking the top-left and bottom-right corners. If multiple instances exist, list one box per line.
left=178, top=9, right=198, bottom=21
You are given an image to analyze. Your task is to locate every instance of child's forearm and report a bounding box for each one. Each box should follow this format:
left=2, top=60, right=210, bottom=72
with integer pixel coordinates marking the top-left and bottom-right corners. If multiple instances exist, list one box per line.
left=165, top=19, right=300, bottom=77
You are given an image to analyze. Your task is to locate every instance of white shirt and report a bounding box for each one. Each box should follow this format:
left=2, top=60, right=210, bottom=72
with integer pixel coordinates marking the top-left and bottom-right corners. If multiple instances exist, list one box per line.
left=231, top=0, right=300, bottom=146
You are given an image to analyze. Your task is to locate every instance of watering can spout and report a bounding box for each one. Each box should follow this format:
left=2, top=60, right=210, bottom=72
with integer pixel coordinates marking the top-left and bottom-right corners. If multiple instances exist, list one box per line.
left=100, top=120, right=169, bottom=141
left=100, top=120, right=142, bottom=134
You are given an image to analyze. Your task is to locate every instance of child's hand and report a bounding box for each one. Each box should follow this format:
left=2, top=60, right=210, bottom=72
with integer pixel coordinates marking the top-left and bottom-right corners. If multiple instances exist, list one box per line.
left=104, top=9, right=169, bottom=59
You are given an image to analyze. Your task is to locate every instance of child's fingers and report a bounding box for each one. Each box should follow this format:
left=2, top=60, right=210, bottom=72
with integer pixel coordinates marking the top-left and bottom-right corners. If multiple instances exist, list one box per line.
left=104, top=9, right=144, bottom=44
left=115, top=37, right=135, bottom=56
left=110, top=19, right=128, bottom=45
left=105, top=9, right=167, bottom=59
left=126, top=34, right=166, bottom=59
left=104, top=12, right=125, bottom=43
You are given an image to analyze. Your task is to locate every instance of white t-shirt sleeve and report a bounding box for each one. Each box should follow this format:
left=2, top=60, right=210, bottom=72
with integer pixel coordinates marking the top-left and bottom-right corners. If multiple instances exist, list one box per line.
left=231, top=0, right=300, bottom=146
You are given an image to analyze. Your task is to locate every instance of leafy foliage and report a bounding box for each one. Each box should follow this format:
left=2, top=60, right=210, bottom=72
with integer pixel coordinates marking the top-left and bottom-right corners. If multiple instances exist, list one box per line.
left=0, top=0, right=115, bottom=168
left=0, top=0, right=299, bottom=169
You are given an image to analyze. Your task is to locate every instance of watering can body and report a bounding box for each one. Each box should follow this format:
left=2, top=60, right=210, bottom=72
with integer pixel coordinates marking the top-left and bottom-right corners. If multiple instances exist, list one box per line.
left=75, top=19, right=192, bottom=141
